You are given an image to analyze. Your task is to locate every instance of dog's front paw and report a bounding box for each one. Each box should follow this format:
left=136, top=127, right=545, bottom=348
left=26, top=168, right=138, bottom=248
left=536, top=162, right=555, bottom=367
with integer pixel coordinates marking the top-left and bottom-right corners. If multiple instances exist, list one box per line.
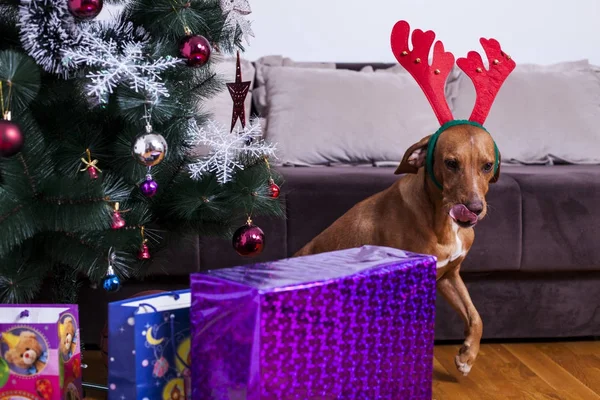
left=454, top=344, right=477, bottom=376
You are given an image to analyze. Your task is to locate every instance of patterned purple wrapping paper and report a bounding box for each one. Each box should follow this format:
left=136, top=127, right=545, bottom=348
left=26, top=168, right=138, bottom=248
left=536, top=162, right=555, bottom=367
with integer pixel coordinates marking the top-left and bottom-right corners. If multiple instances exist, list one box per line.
left=190, top=245, right=437, bottom=400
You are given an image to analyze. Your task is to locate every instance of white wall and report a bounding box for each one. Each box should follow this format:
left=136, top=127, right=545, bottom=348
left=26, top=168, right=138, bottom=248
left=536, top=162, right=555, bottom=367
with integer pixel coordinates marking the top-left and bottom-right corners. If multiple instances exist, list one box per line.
left=242, top=0, right=600, bottom=65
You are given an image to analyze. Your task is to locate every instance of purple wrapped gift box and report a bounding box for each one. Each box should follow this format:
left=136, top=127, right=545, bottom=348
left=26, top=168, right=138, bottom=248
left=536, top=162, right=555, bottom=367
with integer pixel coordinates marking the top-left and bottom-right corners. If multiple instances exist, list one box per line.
left=190, top=245, right=436, bottom=400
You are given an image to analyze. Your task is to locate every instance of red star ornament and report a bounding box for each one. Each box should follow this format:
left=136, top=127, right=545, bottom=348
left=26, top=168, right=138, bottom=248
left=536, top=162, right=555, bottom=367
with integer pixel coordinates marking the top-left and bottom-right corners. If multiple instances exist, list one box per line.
left=226, top=51, right=251, bottom=132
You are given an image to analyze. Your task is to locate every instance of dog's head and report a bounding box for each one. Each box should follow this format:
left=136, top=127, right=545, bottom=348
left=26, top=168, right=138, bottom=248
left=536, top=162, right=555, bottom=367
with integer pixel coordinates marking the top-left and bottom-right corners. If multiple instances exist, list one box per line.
left=389, top=20, right=515, bottom=228
left=395, top=124, right=500, bottom=228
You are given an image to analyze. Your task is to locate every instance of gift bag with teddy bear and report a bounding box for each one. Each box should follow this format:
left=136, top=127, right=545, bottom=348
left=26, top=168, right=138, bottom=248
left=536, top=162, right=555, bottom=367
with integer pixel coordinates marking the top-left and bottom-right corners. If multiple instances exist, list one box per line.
left=0, top=305, right=82, bottom=400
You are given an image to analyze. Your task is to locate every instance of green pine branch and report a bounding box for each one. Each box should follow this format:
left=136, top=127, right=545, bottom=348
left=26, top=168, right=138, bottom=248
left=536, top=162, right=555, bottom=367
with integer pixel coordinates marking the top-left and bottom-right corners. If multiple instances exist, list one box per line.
left=0, top=0, right=284, bottom=304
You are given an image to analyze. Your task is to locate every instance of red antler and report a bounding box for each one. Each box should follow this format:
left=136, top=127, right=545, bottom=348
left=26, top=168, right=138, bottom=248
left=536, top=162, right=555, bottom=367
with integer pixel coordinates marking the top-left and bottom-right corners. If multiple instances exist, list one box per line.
left=391, top=20, right=455, bottom=125
left=456, top=38, right=516, bottom=125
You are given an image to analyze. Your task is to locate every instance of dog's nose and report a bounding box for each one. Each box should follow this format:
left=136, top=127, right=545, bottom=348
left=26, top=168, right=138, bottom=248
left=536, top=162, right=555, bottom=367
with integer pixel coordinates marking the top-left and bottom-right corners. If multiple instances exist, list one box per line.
left=466, top=201, right=484, bottom=216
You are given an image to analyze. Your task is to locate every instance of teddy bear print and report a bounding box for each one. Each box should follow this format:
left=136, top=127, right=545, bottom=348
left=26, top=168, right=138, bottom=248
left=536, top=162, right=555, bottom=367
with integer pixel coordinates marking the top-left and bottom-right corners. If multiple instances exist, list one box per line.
left=2, top=330, right=48, bottom=375
left=59, top=316, right=77, bottom=360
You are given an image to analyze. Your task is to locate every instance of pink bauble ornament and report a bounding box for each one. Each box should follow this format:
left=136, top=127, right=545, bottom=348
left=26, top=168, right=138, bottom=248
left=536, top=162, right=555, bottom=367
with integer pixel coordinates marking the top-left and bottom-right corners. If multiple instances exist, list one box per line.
left=0, top=119, right=24, bottom=157
left=179, top=35, right=211, bottom=67
left=232, top=220, right=265, bottom=257
left=68, top=0, right=103, bottom=20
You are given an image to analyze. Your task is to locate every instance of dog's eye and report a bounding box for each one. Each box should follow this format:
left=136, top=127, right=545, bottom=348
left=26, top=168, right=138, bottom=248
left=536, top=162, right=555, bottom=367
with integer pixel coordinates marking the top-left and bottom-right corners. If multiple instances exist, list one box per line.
left=444, top=159, right=459, bottom=170
left=483, top=162, right=494, bottom=172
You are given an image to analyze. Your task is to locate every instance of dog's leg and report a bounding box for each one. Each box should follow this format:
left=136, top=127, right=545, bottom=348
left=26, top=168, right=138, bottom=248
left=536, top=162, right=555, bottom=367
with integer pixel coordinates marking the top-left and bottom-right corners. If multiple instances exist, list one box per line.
left=437, top=268, right=482, bottom=376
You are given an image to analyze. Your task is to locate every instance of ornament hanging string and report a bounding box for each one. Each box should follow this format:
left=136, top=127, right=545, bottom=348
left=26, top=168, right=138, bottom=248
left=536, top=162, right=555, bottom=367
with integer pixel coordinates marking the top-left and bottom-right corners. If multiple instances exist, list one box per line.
left=0, top=83, right=24, bottom=157
left=142, top=104, right=155, bottom=175
left=263, top=156, right=280, bottom=198
left=143, top=103, right=153, bottom=130
left=264, top=156, right=274, bottom=185
left=0, top=81, right=13, bottom=120
left=170, top=0, right=191, bottom=35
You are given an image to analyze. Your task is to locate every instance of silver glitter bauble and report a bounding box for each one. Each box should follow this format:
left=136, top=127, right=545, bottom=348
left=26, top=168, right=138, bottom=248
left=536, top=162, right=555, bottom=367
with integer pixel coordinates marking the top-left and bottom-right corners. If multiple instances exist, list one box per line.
left=131, top=131, right=168, bottom=167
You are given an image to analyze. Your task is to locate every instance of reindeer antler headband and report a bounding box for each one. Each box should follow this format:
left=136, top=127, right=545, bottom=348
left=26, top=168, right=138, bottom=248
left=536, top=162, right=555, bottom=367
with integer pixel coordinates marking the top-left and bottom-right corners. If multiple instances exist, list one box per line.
left=391, top=20, right=516, bottom=189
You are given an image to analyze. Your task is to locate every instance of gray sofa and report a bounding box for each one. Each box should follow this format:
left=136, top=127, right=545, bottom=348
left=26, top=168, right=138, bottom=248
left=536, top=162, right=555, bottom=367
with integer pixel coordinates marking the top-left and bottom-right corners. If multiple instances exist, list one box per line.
left=77, top=60, right=600, bottom=346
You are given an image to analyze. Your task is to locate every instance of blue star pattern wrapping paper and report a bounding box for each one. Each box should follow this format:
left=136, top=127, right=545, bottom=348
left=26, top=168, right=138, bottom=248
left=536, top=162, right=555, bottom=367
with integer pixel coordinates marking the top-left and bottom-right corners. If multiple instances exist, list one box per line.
left=107, top=290, right=191, bottom=400
left=190, top=245, right=437, bottom=400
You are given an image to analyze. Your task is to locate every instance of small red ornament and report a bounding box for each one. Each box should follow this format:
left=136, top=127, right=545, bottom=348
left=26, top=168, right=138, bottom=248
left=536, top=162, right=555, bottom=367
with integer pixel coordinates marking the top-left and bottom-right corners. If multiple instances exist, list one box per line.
left=111, top=212, right=125, bottom=229
left=268, top=180, right=280, bottom=198
left=138, top=242, right=151, bottom=260
left=88, top=166, right=99, bottom=179
left=67, top=0, right=103, bottom=20
left=0, top=115, right=24, bottom=157
left=179, top=34, right=211, bottom=67
left=111, top=202, right=126, bottom=230
left=80, top=149, right=101, bottom=180
left=232, top=218, right=265, bottom=257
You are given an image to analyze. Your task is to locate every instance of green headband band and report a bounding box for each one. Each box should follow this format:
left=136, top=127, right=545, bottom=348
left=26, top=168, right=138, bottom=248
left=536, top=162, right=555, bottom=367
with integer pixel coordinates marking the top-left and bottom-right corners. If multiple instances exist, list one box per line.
left=425, top=120, right=500, bottom=191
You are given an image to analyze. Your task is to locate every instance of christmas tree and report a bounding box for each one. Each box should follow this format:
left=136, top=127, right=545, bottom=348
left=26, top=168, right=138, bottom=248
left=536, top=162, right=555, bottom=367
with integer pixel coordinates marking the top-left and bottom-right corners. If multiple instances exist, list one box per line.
left=0, top=0, right=284, bottom=304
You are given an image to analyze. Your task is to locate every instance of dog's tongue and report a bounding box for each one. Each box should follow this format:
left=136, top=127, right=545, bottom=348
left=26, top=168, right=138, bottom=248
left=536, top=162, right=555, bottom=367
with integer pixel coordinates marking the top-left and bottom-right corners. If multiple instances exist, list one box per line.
left=449, top=204, right=478, bottom=225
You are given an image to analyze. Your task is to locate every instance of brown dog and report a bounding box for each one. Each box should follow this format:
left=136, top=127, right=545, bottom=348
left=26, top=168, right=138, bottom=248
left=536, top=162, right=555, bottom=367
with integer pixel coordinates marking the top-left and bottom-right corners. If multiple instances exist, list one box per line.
left=295, top=124, right=499, bottom=375
left=295, top=20, right=515, bottom=376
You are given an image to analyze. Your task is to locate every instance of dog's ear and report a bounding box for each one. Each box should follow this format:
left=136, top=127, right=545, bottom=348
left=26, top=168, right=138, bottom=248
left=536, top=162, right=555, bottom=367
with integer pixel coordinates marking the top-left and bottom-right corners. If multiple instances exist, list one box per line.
left=395, top=135, right=431, bottom=175
left=490, top=151, right=501, bottom=183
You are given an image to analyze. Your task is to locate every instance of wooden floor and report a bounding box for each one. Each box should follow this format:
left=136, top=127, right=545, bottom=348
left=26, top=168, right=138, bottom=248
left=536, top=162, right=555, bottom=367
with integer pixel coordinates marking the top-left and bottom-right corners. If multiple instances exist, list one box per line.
left=82, top=341, right=600, bottom=399
left=433, top=341, right=600, bottom=400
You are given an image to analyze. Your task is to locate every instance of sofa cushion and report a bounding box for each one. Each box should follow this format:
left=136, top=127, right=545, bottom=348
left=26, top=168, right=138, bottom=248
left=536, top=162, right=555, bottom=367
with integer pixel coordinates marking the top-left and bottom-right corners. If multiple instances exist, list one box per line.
left=262, top=67, right=440, bottom=166
left=359, top=64, right=462, bottom=108
left=452, top=60, right=600, bottom=165
left=507, top=165, right=600, bottom=272
left=282, top=166, right=522, bottom=272
left=253, top=55, right=336, bottom=116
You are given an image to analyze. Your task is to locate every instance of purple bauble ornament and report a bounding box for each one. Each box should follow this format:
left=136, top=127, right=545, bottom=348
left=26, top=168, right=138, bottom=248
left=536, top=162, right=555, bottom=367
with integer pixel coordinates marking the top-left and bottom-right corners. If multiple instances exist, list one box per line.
left=232, top=220, right=265, bottom=257
left=140, top=175, right=158, bottom=197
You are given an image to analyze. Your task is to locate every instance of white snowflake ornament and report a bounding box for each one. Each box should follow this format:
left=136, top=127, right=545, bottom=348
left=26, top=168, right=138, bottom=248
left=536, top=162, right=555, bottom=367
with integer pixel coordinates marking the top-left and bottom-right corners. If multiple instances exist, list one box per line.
left=220, top=0, right=255, bottom=46
left=62, top=24, right=182, bottom=103
left=187, top=118, right=277, bottom=184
